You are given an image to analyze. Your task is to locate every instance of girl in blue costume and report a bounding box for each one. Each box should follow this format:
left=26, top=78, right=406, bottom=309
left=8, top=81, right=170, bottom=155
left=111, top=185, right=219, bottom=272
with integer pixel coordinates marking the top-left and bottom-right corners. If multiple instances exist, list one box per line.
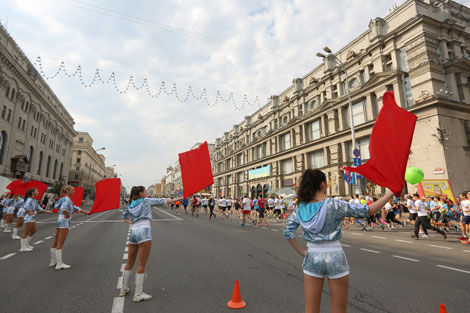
left=120, top=186, right=178, bottom=302
left=49, top=185, right=89, bottom=269
left=3, top=194, right=16, bottom=233
left=11, top=195, right=25, bottom=239
left=284, top=169, right=394, bottom=313
left=20, top=188, right=53, bottom=252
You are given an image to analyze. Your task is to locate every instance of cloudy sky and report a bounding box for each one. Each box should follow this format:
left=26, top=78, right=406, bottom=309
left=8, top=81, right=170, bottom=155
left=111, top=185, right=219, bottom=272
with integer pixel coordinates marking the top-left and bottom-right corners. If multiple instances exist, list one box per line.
left=1, top=0, right=468, bottom=189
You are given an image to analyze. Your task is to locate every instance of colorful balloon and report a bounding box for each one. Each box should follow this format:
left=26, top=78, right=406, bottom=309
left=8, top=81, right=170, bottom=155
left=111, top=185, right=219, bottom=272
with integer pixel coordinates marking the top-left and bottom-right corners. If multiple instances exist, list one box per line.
left=405, top=167, right=424, bottom=185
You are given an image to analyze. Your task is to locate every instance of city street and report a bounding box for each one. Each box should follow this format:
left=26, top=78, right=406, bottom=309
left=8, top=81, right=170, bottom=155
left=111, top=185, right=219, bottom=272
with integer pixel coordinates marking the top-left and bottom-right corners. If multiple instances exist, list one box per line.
left=0, top=205, right=468, bottom=313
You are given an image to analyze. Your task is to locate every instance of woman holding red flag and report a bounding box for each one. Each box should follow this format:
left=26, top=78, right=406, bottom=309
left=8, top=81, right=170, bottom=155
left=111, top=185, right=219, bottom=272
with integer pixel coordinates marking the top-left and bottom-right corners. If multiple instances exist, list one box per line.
left=20, top=188, right=53, bottom=252
left=49, top=185, right=89, bottom=269
left=119, top=186, right=178, bottom=302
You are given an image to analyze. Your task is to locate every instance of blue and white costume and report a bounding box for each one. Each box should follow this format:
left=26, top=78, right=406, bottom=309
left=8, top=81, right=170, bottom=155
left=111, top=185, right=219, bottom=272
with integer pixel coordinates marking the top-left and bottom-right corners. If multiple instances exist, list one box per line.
left=56, top=197, right=81, bottom=229
left=6, top=198, right=17, bottom=214
left=15, top=198, right=25, bottom=217
left=2, top=198, right=9, bottom=214
left=24, top=197, right=43, bottom=223
left=122, top=198, right=167, bottom=245
left=284, top=198, right=369, bottom=279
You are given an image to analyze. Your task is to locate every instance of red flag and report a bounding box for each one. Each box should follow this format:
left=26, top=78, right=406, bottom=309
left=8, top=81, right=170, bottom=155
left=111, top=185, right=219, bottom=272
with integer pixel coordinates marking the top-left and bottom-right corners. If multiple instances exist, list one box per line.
left=89, top=178, right=121, bottom=214
left=179, top=141, right=214, bottom=199
left=344, top=91, right=417, bottom=195
left=6, top=179, right=24, bottom=195
left=70, top=186, right=84, bottom=207
left=22, top=181, right=48, bottom=201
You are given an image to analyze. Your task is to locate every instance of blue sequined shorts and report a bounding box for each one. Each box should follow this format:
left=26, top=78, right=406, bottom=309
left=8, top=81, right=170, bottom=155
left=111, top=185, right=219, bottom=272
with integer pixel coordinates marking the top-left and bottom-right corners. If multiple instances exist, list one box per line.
left=6, top=207, right=15, bottom=214
left=56, top=217, right=71, bottom=229
left=17, top=209, right=25, bottom=218
left=129, top=227, right=152, bottom=245
left=24, top=214, right=36, bottom=223
left=302, top=241, right=350, bottom=279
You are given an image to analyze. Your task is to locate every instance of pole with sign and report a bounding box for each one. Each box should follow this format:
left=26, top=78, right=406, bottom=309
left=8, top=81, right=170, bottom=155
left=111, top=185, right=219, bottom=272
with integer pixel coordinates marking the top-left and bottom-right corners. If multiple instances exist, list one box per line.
left=352, top=148, right=362, bottom=193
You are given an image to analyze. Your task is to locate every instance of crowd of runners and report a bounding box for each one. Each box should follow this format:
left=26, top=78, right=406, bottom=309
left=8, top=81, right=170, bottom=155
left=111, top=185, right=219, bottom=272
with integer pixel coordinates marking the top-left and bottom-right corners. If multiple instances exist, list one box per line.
left=166, top=190, right=470, bottom=243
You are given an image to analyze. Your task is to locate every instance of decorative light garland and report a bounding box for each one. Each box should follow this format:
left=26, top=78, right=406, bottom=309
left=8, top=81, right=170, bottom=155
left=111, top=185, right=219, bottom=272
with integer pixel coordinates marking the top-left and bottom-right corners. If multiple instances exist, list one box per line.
left=33, top=56, right=260, bottom=111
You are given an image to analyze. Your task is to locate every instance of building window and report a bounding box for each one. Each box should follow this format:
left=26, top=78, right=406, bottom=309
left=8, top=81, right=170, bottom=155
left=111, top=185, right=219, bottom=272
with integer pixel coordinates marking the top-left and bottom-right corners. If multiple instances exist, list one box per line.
left=384, top=54, right=393, bottom=70
left=77, top=150, right=81, bottom=155
left=27, top=146, right=34, bottom=172
left=76, top=166, right=80, bottom=171
left=227, top=175, right=233, bottom=184
left=352, top=100, right=365, bottom=126
left=1, top=105, right=6, bottom=119
left=236, top=153, right=244, bottom=166
left=60, top=162, right=63, bottom=178
left=18, top=117, right=22, bottom=129
left=308, top=150, right=324, bottom=168
left=77, top=158, right=81, bottom=163
left=53, top=159, right=58, bottom=179
left=340, top=81, right=347, bottom=96
left=0, top=131, right=6, bottom=164
left=332, top=84, right=338, bottom=98
left=78, top=137, right=84, bottom=142
left=37, top=151, right=43, bottom=175
left=368, top=64, right=375, bottom=77
left=359, top=70, right=366, bottom=85
left=280, top=132, right=291, bottom=151
left=46, top=155, right=51, bottom=178
left=309, top=120, right=321, bottom=141
left=237, top=172, right=244, bottom=183
left=281, top=158, right=293, bottom=174
left=74, top=174, right=79, bottom=179
left=6, top=109, right=11, bottom=122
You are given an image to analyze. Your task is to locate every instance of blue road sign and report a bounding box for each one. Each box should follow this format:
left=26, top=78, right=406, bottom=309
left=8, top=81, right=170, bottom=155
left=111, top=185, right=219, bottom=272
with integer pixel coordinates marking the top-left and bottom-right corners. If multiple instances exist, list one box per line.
left=353, top=148, right=361, bottom=158
left=353, top=157, right=362, bottom=167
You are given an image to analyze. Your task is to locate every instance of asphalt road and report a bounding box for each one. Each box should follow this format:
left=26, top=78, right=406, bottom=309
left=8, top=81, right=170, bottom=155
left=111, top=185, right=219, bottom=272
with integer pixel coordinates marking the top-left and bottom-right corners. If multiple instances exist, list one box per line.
left=0, top=206, right=468, bottom=313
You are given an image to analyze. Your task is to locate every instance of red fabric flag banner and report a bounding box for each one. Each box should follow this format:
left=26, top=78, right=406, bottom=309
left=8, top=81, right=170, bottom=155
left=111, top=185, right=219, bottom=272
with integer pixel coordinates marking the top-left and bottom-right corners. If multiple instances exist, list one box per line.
left=6, top=179, right=24, bottom=195
left=22, top=181, right=48, bottom=201
left=89, top=178, right=122, bottom=214
left=179, top=141, right=214, bottom=199
left=70, top=186, right=85, bottom=207
left=344, top=91, right=417, bottom=195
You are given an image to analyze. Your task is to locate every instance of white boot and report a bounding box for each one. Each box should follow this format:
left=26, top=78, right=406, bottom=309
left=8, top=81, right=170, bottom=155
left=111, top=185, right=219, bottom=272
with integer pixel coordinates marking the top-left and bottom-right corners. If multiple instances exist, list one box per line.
left=4, top=224, right=11, bottom=233
left=11, top=227, right=20, bottom=239
left=19, top=238, right=32, bottom=252
left=0, top=219, right=4, bottom=228
left=119, top=270, right=131, bottom=296
left=49, top=248, right=57, bottom=267
left=26, top=236, right=34, bottom=249
left=55, top=249, right=71, bottom=270
left=133, top=273, right=152, bottom=302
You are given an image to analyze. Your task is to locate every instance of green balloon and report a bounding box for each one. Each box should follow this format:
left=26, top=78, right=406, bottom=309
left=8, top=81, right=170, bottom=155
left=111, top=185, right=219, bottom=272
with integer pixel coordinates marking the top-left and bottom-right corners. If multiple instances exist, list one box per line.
left=405, top=167, right=424, bottom=184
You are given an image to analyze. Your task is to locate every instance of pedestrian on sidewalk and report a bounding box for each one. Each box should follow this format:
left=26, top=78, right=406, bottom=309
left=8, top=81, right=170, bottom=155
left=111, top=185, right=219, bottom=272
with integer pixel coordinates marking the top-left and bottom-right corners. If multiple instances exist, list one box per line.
left=411, top=193, right=447, bottom=240
left=284, top=169, right=395, bottom=313
left=49, top=185, right=89, bottom=270
left=120, top=186, right=178, bottom=302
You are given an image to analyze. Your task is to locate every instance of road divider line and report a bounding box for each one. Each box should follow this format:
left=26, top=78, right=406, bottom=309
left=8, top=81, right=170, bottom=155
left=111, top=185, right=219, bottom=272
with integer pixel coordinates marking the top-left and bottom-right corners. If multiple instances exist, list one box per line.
left=44, top=236, right=53, bottom=240
left=396, top=239, right=414, bottom=244
left=124, top=247, right=128, bottom=252
left=154, top=207, right=183, bottom=221
left=360, top=248, right=380, bottom=254
left=271, top=229, right=279, bottom=232
left=341, top=244, right=351, bottom=247
left=261, top=227, right=268, bottom=230
left=426, top=244, right=452, bottom=250
left=436, top=265, right=470, bottom=274
left=372, top=236, right=386, bottom=239
left=120, top=264, right=125, bottom=272
left=392, top=255, right=420, bottom=262
left=0, top=253, right=16, bottom=260
left=116, top=276, right=122, bottom=289
left=111, top=297, right=124, bottom=313
left=350, top=233, right=363, bottom=236
left=463, top=250, right=470, bottom=253
left=123, top=253, right=128, bottom=260
left=33, top=240, right=43, bottom=245
left=84, top=211, right=111, bottom=222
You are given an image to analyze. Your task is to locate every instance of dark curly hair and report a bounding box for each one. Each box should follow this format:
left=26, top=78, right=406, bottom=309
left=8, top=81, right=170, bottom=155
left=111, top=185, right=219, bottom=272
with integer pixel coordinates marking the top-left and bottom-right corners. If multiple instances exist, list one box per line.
left=129, top=186, right=145, bottom=202
left=296, top=169, right=327, bottom=203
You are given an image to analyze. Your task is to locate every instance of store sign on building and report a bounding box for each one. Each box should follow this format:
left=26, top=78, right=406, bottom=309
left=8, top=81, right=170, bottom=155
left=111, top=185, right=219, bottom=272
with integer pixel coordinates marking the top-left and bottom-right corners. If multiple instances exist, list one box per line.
left=248, top=165, right=271, bottom=180
left=433, top=168, right=445, bottom=175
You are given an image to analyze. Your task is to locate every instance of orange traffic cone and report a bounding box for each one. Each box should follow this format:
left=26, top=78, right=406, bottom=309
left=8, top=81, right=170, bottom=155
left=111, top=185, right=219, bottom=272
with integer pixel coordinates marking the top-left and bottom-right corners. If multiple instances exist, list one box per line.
left=227, top=280, right=246, bottom=309
left=439, top=304, right=447, bottom=313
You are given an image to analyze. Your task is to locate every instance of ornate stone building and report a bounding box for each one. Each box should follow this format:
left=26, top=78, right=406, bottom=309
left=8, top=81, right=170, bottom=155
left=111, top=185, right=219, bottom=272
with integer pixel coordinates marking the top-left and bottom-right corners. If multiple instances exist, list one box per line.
left=0, top=24, right=76, bottom=183
left=213, top=0, right=470, bottom=198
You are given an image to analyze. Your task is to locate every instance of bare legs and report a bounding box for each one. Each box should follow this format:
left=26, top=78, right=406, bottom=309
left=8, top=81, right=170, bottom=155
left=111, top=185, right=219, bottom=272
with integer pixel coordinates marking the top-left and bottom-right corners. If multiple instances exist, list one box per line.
left=304, top=274, right=349, bottom=313
left=124, top=240, right=152, bottom=274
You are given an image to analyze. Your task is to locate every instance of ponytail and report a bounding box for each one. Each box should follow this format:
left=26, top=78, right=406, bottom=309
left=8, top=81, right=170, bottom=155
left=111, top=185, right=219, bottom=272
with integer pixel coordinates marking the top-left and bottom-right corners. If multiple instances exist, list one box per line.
left=129, top=186, right=145, bottom=203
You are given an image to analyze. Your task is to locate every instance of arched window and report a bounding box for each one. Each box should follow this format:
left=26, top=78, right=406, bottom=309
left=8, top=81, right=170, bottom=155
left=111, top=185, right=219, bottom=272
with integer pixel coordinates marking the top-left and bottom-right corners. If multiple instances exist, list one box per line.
left=59, top=162, right=63, bottom=178
left=37, top=151, right=43, bottom=175
left=27, top=146, right=34, bottom=172
left=10, top=88, right=15, bottom=100
left=53, top=159, right=58, bottom=179
left=0, top=131, right=6, bottom=164
left=46, top=155, right=51, bottom=177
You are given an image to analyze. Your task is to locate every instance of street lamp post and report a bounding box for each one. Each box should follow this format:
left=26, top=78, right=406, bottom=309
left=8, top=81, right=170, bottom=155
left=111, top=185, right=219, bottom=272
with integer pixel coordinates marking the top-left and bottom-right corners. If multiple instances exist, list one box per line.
left=88, top=147, right=106, bottom=195
left=317, top=47, right=361, bottom=194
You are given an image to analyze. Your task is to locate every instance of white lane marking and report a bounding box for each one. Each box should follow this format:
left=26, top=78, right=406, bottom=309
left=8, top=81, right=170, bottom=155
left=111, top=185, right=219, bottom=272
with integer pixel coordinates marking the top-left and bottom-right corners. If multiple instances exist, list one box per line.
left=341, top=244, right=351, bottom=247
left=372, top=236, right=386, bottom=239
left=350, top=233, right=363, bottom=236
left=0, top=253, right=16, bottom=260
left=154, top=207, right=183, bottom=221
left=38, top=216, right=59, bottom=222
left=126, top=241, right=129, bottom=245
left=71, top=226, right=76, bottom=229
left=426, top=244, right=452, bottom=250
left=45, top=236, right=53, bottom=240
left=360, top=248, right=380, bottom=254
left=271, top=229, right=279, bottom=232
left=436, top=265, right=470, bottom=274
left=120, top=264, right=125, bottom=272
left=123, top=253, right=128, bottom=260
left=116, top=276, right=122, bottom=289
left=396, top=239, right=414, bottom=244
left=392, top=255, right=420, bottom=262
left=124, top=247, right=128, bottom=252
left=261, top=227, right=268, bottom=230
left=84, top=211, right=111, bottom=222
left=111, top=297, right=124, bottom=313
left=464, top=250, right=470, bottom=253
left=33, top=240, right=43, bottom=245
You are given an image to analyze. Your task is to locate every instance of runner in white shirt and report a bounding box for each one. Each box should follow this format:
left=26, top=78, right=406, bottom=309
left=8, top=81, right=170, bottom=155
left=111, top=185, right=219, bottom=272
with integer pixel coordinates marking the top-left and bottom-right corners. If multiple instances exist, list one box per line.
left=241, top=195, right=254, bottom=226
left=405, top=195, right=417, bottom=225
left=461, top=192, right=470, bottom=238
left=267, top=197, right=274, bottom=218
left=411, top=193, right=446, bottom=240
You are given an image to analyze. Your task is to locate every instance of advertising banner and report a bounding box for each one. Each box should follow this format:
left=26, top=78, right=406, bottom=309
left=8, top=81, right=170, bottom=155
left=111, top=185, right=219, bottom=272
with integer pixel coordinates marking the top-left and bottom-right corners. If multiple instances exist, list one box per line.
left=248, top=166, right=271, bottom=180
left=417, top=179, right=457, bottom=203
